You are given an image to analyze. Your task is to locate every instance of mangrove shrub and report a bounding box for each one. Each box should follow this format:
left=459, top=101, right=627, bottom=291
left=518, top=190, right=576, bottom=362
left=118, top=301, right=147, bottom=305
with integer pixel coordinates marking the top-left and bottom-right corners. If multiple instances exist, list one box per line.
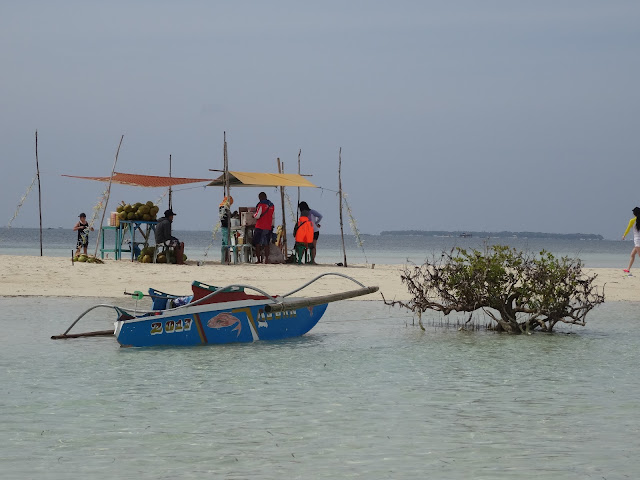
left=385, top=245, right=605, bottom=334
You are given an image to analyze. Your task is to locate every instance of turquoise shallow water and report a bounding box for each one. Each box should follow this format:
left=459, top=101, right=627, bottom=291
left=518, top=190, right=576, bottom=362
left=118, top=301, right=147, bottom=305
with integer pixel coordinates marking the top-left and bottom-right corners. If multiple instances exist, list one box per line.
left=2, top=297, right=639, bottom=479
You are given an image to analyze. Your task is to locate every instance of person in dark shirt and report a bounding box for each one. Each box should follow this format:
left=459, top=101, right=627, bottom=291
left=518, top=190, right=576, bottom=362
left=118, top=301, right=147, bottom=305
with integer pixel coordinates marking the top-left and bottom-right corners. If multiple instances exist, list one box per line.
left=155, top=209, right=185, bottom=264
left=73, top=212, right=94, bottom=256
left=219, top=196, right=233, bottom=247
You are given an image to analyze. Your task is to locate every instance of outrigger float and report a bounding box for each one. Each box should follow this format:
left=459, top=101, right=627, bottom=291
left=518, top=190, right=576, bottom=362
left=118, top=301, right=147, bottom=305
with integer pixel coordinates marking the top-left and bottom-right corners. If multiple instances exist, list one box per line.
left=52, top=273, right=379, bottom=348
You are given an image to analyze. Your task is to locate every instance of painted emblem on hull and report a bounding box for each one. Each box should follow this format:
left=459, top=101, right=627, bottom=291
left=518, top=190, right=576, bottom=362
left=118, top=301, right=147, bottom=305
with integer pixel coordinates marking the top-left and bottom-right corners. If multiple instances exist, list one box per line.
left=207, top=312, right=242, bottom=336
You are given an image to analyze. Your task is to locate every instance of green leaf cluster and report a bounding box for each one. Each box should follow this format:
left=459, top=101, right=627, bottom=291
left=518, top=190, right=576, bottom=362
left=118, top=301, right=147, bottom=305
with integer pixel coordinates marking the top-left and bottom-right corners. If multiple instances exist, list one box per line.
left=388, top=244, right=605, bottom=334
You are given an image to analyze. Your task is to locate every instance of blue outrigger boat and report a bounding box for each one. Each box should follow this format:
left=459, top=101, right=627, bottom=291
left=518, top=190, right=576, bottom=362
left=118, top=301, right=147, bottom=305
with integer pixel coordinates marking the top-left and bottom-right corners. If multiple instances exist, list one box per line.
left=53, top=273, right=379, bottom=348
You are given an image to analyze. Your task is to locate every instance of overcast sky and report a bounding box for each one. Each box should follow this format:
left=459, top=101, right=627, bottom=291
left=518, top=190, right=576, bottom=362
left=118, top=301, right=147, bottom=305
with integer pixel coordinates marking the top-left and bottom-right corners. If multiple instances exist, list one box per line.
left=2, top=1, right=639, bottom=239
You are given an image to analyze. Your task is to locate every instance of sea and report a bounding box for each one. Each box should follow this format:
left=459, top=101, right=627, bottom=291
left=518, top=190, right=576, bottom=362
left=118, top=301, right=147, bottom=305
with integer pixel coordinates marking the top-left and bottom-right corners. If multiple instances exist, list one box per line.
left=1, top=228, right=639, bottom=479
left=0, top=226, right=632, bottom=266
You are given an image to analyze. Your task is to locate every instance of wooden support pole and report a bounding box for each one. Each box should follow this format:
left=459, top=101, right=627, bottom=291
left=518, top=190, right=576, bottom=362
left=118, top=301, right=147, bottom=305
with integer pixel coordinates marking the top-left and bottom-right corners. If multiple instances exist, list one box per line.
left=338, top=147, right=347, bottom=267
left=35, top=130, right=43, bottom=256
left=223, top=132, right=231, bottom=260
left=93, top=135, right=124, bottom=258
left=168, top=154, right=173, bottom=210
left=277, top=158, right=288, bottom=255
left=297, top=149, right=301, bottom=220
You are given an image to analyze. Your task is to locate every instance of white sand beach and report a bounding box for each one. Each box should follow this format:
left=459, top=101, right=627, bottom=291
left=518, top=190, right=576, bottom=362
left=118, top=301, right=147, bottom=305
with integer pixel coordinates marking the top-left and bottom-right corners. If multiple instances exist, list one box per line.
left=0, top=255, right=637, bottom=302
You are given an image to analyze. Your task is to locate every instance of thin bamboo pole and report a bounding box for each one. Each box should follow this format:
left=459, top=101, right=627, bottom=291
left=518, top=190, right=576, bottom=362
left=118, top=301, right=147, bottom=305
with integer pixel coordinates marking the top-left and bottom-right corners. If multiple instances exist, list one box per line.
left=223, top=132, right=231, bottom=261
left=93, top=135, right=124, bottom=258
left=277, top=158, right=288, bottom=255
left=338, top=147, right=347, bottom=267
left=297, top=149, right=301, bottom=219
left=35, top=130, right=43, bottom=256
left=168, top=154, right=172, bottom=209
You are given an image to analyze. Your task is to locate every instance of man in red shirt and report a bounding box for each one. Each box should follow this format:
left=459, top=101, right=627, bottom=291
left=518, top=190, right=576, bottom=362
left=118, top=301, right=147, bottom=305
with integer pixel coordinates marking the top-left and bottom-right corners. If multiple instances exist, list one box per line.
left=252, top=192, right=274, bottom=263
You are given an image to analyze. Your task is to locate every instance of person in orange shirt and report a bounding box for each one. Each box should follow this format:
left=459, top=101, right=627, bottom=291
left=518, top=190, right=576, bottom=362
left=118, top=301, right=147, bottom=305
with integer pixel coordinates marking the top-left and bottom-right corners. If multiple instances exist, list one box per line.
left=298, top=201, right=322, bottom=264
left=294, top=206, right=314, bottom=263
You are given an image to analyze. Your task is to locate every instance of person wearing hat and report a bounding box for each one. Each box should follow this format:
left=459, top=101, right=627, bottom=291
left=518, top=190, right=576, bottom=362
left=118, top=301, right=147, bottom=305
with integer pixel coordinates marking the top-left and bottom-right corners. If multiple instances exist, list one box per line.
left=73, top=213, right=94, bottom=256
left=155, top=208, right=185, bottom=264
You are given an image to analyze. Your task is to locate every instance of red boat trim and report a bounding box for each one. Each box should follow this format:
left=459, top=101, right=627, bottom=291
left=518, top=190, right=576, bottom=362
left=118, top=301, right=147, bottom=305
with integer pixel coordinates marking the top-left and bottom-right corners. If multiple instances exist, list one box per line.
left=193, top=314, right=208, bottom=344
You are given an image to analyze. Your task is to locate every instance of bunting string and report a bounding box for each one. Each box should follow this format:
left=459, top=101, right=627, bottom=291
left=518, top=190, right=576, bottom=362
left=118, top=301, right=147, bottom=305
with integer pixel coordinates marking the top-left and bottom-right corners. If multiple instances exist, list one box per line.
left=7, top=176, right=38, bottom=228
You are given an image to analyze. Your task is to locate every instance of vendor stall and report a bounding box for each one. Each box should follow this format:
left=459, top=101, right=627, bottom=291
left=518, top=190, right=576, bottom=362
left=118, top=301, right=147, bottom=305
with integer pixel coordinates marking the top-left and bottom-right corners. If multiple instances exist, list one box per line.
left=208, top=170, right=318, bottom=264
left=99, top=220, right=157, bottom=261
left=63, top=171, right=213, bottom=261
left=221, top=206, right=256, bottom=263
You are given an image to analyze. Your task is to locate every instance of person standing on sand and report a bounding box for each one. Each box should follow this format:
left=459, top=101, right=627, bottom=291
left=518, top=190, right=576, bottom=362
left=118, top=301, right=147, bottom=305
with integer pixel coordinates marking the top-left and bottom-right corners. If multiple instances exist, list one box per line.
left=298, top=201, right=322, bottom=264
left=219, top=196, right=233, bottom=247
left=253, top=192, right=274, bottom=264
left=621, top=206, right=640, bottom=273
left=73, top=213, right=94, bottom=256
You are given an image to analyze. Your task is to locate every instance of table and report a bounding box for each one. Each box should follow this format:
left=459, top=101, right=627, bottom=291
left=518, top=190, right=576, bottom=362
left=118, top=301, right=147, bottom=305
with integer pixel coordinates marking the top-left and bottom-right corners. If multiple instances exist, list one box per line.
left=100, top=226, right=124, bottom=260
left=118, top=220, right=158, bottom=261
left=221, top=244, right=254, bottom=264
left=220, top=225, right=255, bottom=264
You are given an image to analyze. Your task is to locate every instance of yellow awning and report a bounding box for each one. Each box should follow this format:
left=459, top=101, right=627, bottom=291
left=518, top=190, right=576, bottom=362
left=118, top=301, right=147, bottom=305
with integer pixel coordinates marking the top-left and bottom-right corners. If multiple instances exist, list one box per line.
left=207, top=171, right=317, bottom=188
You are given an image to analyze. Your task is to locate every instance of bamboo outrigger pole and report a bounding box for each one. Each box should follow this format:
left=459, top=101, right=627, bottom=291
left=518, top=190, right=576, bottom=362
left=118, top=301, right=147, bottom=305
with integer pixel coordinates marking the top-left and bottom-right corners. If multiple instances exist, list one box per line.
left=93, top=135, right=124, bottom=258
left=265, top=286, right=379, bottom=313
left=338, top=147, right=347, bottom=267
left=35, top=130, right=43, bottom=256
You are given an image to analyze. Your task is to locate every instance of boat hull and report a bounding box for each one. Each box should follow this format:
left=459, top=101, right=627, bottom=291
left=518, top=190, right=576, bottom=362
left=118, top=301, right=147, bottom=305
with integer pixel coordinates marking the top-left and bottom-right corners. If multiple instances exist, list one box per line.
left=114, top=299, right=328, bottom=348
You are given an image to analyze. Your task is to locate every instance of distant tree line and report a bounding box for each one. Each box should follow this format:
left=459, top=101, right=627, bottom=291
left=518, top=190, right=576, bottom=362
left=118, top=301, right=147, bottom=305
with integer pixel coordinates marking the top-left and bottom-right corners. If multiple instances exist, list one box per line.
left=379, top=230, right=604, bottom=240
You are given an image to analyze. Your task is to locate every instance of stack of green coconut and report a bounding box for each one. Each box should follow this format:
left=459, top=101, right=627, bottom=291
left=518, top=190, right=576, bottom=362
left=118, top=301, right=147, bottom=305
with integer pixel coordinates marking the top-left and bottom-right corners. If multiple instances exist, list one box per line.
left=137, top=246, right=187, bottom=264
left=117, top=201, right=160, bottom=221
left=73, top=254, right=104, bottom=264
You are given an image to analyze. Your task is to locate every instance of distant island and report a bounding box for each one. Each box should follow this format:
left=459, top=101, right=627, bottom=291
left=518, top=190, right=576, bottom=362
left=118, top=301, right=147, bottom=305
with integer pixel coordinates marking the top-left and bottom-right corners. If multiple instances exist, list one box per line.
left=379, top=230, right=604, bottom=240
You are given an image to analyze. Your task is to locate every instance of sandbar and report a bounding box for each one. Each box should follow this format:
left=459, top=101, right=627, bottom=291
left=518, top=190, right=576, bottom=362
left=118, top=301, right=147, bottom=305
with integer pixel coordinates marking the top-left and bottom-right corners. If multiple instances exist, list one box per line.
left=0, top=255, right=637, bottom=302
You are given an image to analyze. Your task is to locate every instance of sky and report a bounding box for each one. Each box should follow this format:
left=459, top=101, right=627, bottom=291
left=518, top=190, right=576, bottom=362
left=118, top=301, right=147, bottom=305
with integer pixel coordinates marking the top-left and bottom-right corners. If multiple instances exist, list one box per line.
left=1, top=1, right=639, bottom=239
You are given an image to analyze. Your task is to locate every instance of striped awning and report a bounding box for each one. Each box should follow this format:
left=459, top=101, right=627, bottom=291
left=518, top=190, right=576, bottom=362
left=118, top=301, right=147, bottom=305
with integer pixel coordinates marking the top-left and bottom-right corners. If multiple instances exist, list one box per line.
left=207, top=171, right=317, bottom=188
left=63, top=172, right=213, bottom=187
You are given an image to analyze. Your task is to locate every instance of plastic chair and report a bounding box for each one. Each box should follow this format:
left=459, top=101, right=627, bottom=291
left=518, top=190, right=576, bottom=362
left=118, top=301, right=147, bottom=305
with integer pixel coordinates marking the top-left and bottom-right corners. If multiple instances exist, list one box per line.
left=294, top=242, right=310, bottom=264
left=153, top=243, right=174, bottom=263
